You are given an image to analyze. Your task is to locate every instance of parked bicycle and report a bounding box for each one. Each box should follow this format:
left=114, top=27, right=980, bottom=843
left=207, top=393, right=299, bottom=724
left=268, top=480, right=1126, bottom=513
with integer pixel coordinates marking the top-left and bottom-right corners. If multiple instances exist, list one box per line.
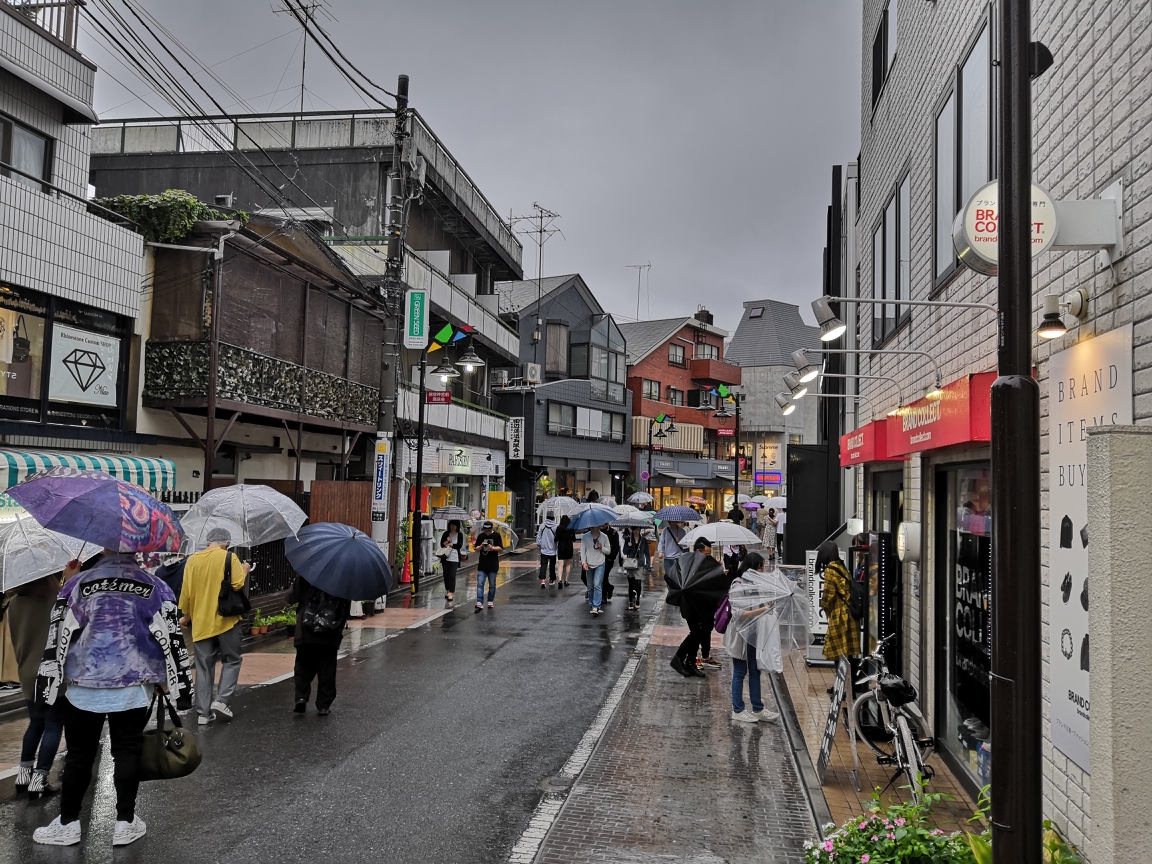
left=849, top=633, right=935, bottom=802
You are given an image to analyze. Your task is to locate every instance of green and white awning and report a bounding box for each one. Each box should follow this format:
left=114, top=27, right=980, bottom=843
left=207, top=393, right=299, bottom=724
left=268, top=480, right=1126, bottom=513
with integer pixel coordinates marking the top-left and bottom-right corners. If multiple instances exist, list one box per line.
left=0, top=450, right=176, bottom=493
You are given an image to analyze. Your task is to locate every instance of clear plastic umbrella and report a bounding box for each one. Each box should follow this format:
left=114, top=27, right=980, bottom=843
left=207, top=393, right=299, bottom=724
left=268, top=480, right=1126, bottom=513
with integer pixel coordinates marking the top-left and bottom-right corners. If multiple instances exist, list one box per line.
left=180, top=484, right=307, bottom=549
left=728, top=567, right=811, bottom=673
left=0, top=514, right=102, bottom=591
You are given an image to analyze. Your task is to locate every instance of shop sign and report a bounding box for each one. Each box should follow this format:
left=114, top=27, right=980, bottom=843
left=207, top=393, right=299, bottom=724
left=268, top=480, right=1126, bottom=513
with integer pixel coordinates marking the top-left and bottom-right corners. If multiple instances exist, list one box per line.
left=507, top=417, right=525, bottom=460
left=425, top=389, right=451, bottom=404
left=1047, top=323, right=1132, bottom=772
left=403, top=288, right=429, bottom=350
left=885, top=372, right=996, bottom=456
left=439, top=446, right=473, bottom=474
left=952, top=181, right=1058, bottom=275
left=839, top=419, right=901, bottom=466
left=47, top=325, right=119, bottom=407
left=371, top=436, right=389, bottom=522
left=716, top=427, right=734, bottom=437
left=754, top=471, right=782, bottom=485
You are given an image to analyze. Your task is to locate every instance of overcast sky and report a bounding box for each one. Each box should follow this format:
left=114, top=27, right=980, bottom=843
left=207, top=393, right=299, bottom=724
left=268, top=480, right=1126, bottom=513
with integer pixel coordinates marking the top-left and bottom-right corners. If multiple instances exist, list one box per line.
left=80, top=1, right=861, bottom=334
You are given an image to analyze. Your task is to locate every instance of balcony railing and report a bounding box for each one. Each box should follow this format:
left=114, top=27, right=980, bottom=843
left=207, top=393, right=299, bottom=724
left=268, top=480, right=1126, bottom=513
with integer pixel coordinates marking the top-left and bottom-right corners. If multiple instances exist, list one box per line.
left=3, top=0, right=78, bottom=48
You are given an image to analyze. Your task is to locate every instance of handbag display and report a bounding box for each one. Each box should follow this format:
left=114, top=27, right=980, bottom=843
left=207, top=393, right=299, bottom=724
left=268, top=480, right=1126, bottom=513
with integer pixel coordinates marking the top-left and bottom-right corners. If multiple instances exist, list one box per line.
left=139, top=690, right=201, bottom=781
left=217, top=551, right=251, bottom=618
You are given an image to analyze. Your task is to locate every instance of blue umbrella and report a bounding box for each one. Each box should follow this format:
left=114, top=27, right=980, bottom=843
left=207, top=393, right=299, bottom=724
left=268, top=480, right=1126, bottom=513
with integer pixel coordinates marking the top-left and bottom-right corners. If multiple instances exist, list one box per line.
left=283, top=522, right=392, bottom=600
left=653, top=505, right=704, bottom=522
left=567, top=504, right=620, bottom=531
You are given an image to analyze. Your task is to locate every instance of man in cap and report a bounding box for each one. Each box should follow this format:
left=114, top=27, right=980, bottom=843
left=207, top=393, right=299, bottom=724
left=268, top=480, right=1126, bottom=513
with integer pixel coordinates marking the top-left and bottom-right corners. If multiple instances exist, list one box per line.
left=474, top=521, right=503, bottom=611
left=178, top=528, right=250, bottom=725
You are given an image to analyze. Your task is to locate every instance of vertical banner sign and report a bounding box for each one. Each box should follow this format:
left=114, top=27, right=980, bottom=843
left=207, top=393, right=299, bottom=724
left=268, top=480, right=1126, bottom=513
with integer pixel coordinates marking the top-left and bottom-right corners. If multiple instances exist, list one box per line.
left=507, top=417, right=525, bottom=460
left=371, top=436, right=390, bottom=522
left=403, top=288, right=428, bottom=350
left=1047, top=324, right=1132, bottom=772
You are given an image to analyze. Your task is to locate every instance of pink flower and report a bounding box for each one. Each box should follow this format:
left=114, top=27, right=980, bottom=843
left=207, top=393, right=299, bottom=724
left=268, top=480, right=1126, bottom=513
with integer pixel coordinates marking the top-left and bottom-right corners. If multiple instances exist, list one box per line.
left=895, top=817, right=906, bottom=827
left=823, top=839, right=834, bottom=852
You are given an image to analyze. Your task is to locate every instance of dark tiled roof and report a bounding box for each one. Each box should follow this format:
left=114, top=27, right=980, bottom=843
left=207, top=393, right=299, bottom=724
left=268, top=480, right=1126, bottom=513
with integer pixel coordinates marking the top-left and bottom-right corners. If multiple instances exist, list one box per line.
left=725, top=299, right=819, bottom=367
left=494, top=274, right=580, bottom=315
left=617, top=318, right=688, bottom=364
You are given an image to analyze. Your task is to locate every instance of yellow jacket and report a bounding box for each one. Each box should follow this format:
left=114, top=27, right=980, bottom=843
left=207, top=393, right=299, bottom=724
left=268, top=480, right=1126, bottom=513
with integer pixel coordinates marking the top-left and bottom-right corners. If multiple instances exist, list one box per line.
left=178, top=547, right=247, bottom=642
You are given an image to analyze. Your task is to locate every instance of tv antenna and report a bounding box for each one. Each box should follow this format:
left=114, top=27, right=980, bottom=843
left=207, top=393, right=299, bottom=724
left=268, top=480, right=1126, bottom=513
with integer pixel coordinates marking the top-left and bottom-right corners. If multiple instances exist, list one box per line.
left=625, top=263, right=651, bottom=320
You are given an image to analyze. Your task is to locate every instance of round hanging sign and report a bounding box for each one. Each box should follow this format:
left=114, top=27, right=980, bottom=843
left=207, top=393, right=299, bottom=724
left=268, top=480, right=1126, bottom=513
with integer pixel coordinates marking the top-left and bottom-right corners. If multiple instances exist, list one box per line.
left=952, top=180, right=1058, bottom=276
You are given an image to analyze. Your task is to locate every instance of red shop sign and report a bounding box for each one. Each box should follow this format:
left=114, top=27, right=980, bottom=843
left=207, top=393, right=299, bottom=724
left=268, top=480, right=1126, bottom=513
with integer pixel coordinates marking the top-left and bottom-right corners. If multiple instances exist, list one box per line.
left=425, top=389, right=452, bottom=404
left=839, top=419, right=902, bottom=467
left=885, top=371, right=995, bottom=456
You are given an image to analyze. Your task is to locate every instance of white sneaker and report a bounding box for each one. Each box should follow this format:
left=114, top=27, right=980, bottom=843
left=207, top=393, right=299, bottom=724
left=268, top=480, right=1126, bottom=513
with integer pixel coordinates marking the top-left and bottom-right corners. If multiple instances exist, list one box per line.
left=210, top=701, right=234, bottom=720
left=197, top=713, right=213, bottom=726
left=113, top=815, right=147, bottom=846
left=33, top=816, right=81, bottom=846
left=730, top=709, right=760, bottom=724
left=753, top=709, right=780, bottom=723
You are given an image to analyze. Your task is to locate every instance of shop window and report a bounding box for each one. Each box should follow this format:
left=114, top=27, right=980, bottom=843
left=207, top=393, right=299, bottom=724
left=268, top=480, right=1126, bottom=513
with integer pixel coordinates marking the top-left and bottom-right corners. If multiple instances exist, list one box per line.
left=642, top=378, right=660, bottom=401
left=668, top=343, right=686, bottom=367
left=666, top=386, right=683, bottom=406
left=547, top=401, right=575, bottom=436
left=545, top=323, right=568, bottom=374
left=1, top=116, right=51, bottom=190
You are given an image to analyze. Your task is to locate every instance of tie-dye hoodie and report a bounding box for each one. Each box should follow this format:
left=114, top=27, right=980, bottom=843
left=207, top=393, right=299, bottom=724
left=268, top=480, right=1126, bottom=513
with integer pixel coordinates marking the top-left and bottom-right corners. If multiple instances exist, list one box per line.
left=36, top=554, right=193, bottom=706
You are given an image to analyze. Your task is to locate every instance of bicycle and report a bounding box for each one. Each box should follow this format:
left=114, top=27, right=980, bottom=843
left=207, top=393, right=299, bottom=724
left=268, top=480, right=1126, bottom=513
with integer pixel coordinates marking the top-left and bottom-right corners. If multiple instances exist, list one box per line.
left=848, top=633, right=935, bottom=803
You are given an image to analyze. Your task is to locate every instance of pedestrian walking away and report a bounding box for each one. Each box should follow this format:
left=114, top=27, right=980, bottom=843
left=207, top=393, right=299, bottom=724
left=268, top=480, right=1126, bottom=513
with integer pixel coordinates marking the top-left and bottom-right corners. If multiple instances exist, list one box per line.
left=474, top=521, right=503, bottom=610
left=580, top=524, right=608, bottom=615
left=438, top=520, right=466, bottom=601
left=6, top=571, right=65, bottom=800
left=178, top=527, right=250, bottom=725
left=554, top=514, right=576, bottom=588
left=724, top=553, right=780, bottom=724
left=32, top=553, right=192, bottom=847
left=536, top=511, right=558, bottom=588
left=655, top=520, right=686, bottom=581
left=287, top=574, right=351, bottom=716
left=621, top=527, right=646, bottom=610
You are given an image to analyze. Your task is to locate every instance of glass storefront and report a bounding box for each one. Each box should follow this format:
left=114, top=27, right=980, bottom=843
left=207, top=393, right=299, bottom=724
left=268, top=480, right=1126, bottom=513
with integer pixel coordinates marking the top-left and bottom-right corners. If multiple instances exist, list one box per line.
left=935, top=464, right=992, bottom=787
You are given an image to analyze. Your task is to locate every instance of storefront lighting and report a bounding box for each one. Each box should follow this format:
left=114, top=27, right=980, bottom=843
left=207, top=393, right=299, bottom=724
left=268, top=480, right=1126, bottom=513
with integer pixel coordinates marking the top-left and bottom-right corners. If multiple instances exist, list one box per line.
left=775, top=393, right=796, bottom=416
left=784, top=371, right=808, bottom=399
left=813, top=297, right=847, bottom=342
left=455, top=346, right=485, bottom=372
left=791, top=348, right=821, bottom=383
left=433, top=359, right=460, bottom=382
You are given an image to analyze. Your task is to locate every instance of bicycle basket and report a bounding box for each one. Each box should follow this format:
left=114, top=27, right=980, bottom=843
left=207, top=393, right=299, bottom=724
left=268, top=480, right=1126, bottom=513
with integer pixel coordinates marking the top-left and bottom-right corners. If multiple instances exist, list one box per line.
left=879, top=673, right=917, bottom=707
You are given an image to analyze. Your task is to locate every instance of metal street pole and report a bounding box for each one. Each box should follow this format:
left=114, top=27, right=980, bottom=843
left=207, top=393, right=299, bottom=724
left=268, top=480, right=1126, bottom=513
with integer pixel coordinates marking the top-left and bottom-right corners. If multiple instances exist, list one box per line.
left=990, top=1, right=1042, bottom=860
left=411, top=347, right=427, bottom=595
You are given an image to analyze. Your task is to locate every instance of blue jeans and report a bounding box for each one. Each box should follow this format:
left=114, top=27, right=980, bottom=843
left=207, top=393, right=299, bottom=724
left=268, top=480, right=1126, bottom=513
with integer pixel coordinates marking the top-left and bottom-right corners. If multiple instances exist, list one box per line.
left=586, top=564, right=605, bottom=608
left=476, top=570, right=497, bottom=604
left=22, top=699, right=65, bottom=771
left=731, top=648, right=763, bottom=713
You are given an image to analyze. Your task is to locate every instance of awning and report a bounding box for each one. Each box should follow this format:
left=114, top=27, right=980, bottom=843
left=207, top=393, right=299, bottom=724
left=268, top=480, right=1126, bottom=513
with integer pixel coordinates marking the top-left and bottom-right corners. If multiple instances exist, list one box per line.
left=0, top=450, right=176, bottom=493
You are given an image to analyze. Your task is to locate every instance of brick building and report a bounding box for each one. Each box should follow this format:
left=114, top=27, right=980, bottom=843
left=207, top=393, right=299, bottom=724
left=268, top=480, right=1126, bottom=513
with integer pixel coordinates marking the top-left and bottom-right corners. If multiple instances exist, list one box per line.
left=620, top=308, right=741, bottom=514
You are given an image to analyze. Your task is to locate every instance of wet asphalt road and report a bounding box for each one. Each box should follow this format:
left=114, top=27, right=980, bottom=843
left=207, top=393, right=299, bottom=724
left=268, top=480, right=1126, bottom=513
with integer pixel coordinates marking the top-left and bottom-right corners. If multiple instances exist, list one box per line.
left=0, top=554, right=661, bottom=863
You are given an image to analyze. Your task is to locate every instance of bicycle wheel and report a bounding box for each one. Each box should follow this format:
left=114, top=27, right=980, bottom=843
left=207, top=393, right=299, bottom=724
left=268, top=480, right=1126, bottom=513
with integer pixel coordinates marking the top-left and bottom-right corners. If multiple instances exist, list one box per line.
left=896, top=713, right=927, bottom=803
left=850, top=692, right=896, bottom=759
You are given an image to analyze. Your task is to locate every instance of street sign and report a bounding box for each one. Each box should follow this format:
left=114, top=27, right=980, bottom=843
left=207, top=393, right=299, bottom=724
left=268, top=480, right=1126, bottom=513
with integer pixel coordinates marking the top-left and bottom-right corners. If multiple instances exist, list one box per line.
left=507, top=417, right=525, bottom=459
left=425, top=389, right=451, bottom=404
left=952, top=180, right=1058, bottom=275
left=403, top=288, right=429, bottom=349
left=371, top=436, right=390, bottom=522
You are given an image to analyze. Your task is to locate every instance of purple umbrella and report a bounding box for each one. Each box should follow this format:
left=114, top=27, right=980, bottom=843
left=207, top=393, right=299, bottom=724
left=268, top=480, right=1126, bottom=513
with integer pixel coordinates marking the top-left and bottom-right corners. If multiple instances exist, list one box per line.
left=8, top=467, right=185, bottom=553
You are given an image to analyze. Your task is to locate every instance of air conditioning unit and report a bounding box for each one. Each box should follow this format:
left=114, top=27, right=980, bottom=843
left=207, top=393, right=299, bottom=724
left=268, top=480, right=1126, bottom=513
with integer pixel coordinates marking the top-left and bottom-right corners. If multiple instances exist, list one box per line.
left=491, top=368, right=510, bottom=387
left=524, top=363, right=542, bottom=384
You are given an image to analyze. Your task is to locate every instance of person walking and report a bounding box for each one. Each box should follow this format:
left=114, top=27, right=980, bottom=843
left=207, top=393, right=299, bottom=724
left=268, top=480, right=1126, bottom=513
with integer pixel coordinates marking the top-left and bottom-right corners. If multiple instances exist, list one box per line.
left=817, top=541, right=855, bottom=662
left=621, top=526, right=646, bottom=610
left=536, top=511, right=558, bottom=588
left=580, top=524, right=608, bottom=615
left=474, top=521, right=503, bottom=611
left=178, top=528, right=249, bottom=726
left=555, top=514, right=576, bottom=588
left=655, top=520, right=686, bottom=580
left=32, top=552, right=192, bottom=847
left=670, top=538, right=724, bottom=678
left=7, top=571, right=65, bottom=800
left=725, top=552, right=780, bottom=723
left=438, top=520, right=466, bottom=601
left=287, top=574, right=350, bottom=716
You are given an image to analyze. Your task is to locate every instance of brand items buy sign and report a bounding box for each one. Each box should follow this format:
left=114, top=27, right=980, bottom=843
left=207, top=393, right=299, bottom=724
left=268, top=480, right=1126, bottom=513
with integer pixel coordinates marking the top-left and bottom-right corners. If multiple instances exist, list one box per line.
left=1047, top=324, right=1132, bottom=773
left=885, top=372, right=995, bottom=456
left=952, top=181, right=1058, bottom=275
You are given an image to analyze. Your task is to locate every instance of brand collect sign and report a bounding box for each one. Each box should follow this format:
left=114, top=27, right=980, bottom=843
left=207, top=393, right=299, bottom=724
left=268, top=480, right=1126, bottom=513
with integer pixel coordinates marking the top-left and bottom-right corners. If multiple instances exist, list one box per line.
left=839, top=419, right=901, bottom=466
left=885, top=372, right=995, bottom=456
left=1047, top=324, right=1132, bottom=773
left=952, top=180, right=1058, bottom=275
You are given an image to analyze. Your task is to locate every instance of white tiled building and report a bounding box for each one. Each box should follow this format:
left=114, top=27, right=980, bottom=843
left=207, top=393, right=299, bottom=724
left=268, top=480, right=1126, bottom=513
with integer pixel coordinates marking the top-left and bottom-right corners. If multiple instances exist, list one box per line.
left=829, top=2, right=1152, bottom=858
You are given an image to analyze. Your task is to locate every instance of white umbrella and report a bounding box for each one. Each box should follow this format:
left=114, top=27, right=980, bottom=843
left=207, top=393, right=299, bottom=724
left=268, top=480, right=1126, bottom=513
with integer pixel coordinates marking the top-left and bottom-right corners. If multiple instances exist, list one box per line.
left=680, top=522, right=763, bottom=548
left=0, top=514, right=102, bottom=591
left=728, top=567, right=810, bottom=673
left=180, top=484, right=307, bottom=549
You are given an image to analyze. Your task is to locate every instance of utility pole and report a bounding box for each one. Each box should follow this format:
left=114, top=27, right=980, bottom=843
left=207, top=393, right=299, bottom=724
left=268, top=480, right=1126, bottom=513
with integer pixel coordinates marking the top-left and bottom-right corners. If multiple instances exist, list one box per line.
left=626, top=263, right=651, bottom=320
left=509, top=204, right=561, bottom=364
left=990, top=1, right=1042, bottom=861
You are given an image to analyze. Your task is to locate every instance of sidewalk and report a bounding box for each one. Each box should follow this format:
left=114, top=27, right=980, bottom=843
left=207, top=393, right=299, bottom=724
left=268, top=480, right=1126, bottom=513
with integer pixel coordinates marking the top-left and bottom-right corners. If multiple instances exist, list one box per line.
left=530, top=601, right=819, bottom=863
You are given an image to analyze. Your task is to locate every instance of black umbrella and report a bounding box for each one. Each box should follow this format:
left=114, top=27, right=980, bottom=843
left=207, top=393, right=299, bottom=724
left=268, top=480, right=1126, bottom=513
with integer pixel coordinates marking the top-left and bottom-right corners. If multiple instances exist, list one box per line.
left=664, top=551, right=731, bottom=622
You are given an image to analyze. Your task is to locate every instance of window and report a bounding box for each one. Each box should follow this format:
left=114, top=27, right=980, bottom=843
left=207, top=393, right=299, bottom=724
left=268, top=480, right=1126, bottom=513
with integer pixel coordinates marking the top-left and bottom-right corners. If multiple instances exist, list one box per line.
left=668, top=343, right=686, bottom=367
left=695, top=342, right=719, bottom=361
left=548, top=401, right=575, bottom=435
left=1, top=117, right=50, bottom=189
left=545, top=323, right=568, bottom=374
left=642, top=379, right=660, bottom=401
left=872, top=175, right=910, bottom=345
left=871, top=1, right=897, bottom=107
left=934, top=23, right=992, bottom=284
left=666, top=387, right=684, bottom=406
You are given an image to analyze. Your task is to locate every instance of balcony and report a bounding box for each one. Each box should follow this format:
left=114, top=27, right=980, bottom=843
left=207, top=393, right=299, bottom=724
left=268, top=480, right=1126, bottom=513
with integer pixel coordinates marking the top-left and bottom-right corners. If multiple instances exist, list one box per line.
left=690, top=357, right=741, bottom=386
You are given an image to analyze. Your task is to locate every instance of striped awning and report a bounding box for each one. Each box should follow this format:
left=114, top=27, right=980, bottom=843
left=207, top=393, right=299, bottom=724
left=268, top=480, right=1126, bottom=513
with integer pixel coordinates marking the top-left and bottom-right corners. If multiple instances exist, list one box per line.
left=0, top=450, right=177, bottom=493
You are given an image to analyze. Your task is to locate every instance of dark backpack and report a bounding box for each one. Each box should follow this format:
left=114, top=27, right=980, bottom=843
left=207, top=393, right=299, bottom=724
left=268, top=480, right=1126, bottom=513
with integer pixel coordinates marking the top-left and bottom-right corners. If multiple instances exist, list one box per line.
left=846, top=575, right=867, bottom=621
left=299, top=587, right=345, bottom=634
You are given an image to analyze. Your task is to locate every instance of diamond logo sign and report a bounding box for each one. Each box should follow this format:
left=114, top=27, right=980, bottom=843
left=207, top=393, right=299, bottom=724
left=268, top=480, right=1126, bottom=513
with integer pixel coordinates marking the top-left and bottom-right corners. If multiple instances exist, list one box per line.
left=62, top=349, right=106, bottom=391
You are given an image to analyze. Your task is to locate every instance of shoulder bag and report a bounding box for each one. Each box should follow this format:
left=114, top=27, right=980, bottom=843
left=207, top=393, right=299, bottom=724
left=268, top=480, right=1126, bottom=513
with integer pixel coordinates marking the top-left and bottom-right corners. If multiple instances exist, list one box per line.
left=139, top=689, right=201, bottom=781
left=217, top=552, right=251, bottom=618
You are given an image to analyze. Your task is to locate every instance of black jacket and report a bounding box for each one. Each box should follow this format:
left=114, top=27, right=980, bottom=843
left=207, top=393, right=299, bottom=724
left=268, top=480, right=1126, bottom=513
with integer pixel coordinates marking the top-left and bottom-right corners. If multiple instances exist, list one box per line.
left=555, top=526, right=576, bottom=560
left=287, top=576, right=350, bottom=648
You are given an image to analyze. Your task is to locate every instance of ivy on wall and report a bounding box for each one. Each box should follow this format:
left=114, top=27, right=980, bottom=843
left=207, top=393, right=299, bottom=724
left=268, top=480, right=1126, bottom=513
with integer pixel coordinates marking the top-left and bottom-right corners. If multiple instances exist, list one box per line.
left=93, top=189, right=248, bottom=243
